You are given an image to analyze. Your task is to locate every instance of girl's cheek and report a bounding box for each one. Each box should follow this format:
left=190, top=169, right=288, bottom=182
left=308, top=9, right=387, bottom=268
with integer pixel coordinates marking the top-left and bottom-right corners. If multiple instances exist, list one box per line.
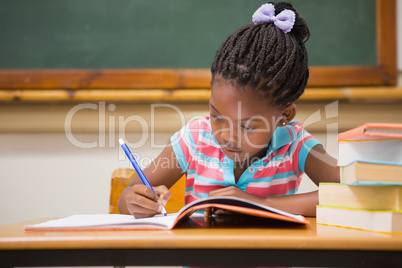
left=243, top=132, right=271, bottom=148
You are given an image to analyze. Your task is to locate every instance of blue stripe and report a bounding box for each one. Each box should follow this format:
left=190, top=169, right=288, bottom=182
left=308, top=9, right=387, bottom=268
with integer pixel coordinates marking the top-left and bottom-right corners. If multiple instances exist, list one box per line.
left=194, top=151, right=221, bottom=166
left=185, top=186, right=194, bottom=192
left=298, top=137, right=322, bottom=172
left=187, top=169, right=196, bottom=175
left=194, top=174, right=233, bottom=186
left=254, top=171, right=297, bottom=182
left=199, top=129, right=213, bottom=140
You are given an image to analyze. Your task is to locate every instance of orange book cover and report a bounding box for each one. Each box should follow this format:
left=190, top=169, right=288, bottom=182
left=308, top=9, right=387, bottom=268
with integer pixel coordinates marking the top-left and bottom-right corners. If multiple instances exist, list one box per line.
left=338, top=123, right=402, bottom=142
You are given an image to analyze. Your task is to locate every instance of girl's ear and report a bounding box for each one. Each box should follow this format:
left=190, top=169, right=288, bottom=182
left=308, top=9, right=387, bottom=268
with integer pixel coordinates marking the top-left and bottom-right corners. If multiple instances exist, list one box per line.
left=279, top=103, right=297, bottom=126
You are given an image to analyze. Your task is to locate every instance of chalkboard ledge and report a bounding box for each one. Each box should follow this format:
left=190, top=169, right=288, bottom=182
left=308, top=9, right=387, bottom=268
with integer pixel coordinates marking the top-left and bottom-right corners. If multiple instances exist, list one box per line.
left=0, top=87, right=402, bottom=103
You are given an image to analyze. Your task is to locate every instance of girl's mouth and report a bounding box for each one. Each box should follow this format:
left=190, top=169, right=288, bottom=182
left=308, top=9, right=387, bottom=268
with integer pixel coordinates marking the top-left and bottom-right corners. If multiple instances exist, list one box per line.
left=222, top=147, right=242, bottom=154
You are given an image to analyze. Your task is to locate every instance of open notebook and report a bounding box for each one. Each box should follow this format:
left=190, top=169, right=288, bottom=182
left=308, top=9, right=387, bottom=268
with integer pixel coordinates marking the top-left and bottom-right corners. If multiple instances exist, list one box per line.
left=24, top=196, right=308, bottom=231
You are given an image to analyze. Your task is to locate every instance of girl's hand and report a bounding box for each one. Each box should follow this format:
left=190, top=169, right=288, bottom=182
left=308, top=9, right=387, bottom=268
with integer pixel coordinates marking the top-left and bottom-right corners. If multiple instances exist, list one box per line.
left=205, top=186, right=260, bottom=218
left=125, top=184, right=171, bottom=219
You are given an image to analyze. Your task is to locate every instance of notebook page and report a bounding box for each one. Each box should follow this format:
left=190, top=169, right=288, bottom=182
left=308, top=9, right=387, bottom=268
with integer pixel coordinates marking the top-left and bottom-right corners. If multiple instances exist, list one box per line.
left=24, top=213, right=179, bottom=230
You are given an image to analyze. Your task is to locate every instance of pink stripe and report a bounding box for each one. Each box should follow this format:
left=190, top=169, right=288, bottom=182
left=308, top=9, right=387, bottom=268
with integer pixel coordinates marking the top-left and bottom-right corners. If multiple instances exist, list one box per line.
left=185, top=195, right=198, bottom=204
left=284, top=125, right=293, bottom=141
left=197, top=144, right=221, bottom=159
left=262, top=152, right=276, bottom=164
left=194, top=184, right=226, bottom=194
left=246, top=179, right=298, bottom=197
left=195, top=163, right=224, bottom=181
left=253, top=166, right=278, bottom=179
left=276, top=144, right=290, bottom=156
left=177, top=131, right=192, bottom=164
left=295, top=173, right=303, bottom=188
left=188, top=119, right=208, bottom=142
left=253, top=180, right=298, bottom=196
left=186, top=177, right=195, bottom=188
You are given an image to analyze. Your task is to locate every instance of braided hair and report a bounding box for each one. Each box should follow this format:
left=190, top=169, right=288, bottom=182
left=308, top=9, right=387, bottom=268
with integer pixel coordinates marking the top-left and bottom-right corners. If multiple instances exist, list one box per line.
left=211, top=2, right=310, bottom=108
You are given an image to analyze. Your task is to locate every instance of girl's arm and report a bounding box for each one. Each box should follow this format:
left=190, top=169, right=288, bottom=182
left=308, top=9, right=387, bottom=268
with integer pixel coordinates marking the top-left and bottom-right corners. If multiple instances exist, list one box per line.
left=265, top=144, right=339, bottom=216
left=207, top=145, right=340, bottom=217
left=118, top=142, right=184, bottom=218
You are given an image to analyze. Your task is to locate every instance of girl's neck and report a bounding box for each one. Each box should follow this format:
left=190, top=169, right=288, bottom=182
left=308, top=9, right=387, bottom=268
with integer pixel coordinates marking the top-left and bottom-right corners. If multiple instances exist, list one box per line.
left=233, top=145, right=269, bottom=183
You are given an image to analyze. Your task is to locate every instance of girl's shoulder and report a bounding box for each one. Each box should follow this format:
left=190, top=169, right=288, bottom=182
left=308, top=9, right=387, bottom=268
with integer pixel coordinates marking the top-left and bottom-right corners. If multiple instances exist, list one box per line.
left=271, top=121, right=316, bottom=150
left=186, top=115, right=212, bottom=133
left=287, top=121, right=303, bottom=134
left=177, top=115, right=213, bottom=146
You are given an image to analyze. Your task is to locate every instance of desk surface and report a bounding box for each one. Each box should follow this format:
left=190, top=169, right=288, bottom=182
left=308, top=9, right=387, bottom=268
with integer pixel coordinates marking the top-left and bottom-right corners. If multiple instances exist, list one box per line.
left=1, top=216, right=402, bottom=267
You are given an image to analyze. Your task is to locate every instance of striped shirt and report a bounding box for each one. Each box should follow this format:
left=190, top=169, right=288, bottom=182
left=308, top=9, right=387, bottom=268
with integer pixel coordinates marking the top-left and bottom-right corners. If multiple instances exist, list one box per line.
left=171, top=116, right=321, bottom=205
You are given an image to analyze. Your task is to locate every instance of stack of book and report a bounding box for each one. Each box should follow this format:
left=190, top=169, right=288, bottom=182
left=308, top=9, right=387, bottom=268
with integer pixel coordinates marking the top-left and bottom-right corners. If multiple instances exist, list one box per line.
left=316, top=123, right=402, bottom=233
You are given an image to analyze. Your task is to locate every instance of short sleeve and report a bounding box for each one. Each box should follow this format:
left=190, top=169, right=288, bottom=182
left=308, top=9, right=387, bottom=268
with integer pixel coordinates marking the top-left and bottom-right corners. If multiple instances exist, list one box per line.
left=294, top=129, right=323, bottom=173
left=170, top=121, right=200, bottom=173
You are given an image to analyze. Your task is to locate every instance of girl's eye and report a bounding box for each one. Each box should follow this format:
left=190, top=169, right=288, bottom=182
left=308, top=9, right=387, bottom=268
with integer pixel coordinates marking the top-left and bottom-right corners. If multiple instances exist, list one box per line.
left=241, top=125, right=255, bottom=131
left=211, top=114, right=223, bottom=121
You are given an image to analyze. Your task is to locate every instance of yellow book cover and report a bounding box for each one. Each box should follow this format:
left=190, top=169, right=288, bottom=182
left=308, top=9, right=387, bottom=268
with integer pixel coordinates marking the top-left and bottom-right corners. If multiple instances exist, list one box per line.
left=319, top=183, right=402, bottom=210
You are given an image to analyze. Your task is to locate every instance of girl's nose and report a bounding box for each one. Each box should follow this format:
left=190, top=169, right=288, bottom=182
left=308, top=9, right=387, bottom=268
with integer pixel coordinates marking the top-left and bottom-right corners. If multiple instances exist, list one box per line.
left=220, top=121, right=238, bottom=145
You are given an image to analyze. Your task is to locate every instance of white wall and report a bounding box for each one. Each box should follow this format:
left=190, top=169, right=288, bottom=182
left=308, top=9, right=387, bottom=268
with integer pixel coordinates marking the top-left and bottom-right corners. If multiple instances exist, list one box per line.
left=0, top=132, right=172, bottom=224
left=0, top=1, right=401, bottom=226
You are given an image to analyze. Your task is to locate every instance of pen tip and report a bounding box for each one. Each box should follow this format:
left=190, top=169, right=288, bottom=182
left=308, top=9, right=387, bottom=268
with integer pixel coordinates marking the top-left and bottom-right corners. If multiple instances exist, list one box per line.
left=161, top=207, right=168, bottom=216
left=118, top=138, right=124, bottom=145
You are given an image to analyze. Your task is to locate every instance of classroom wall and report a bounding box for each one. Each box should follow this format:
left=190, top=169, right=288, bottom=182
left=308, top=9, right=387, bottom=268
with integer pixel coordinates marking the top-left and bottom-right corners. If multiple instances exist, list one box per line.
left=0, top=1, right=401, bottom=226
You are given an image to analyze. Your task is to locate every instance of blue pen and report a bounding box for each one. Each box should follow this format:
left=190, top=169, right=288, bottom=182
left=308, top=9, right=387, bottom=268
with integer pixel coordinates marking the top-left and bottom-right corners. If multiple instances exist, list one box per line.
left=119, top=138, right=167, bottom=216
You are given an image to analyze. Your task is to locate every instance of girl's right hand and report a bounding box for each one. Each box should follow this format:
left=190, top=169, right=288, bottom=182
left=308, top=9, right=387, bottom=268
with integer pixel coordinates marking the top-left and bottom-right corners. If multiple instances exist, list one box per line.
left=125, top=184, right=171, bottom=219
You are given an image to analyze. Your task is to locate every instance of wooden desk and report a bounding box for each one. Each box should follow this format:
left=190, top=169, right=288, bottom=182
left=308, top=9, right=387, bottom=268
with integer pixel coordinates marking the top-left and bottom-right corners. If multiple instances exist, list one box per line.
left=1, top=217, right=402, bottom=267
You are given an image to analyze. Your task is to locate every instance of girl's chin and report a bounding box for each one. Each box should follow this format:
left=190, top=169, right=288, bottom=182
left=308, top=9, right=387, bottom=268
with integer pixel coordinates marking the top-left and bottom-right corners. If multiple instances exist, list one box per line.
left=222, top=148, right=242, bottom=160
left=223, top=148, right=267, bottom=163
left=222, top=148, right=250, bottom=162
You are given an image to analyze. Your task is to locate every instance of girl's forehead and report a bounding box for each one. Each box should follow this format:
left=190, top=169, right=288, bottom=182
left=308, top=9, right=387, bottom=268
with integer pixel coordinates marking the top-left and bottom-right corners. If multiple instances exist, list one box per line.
left=210, top=79, right=281, bottom=119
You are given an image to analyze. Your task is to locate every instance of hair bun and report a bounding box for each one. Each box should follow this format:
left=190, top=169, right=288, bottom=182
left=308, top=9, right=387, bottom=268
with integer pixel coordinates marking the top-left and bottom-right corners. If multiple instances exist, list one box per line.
left=273, top=2, right=310, bottom=41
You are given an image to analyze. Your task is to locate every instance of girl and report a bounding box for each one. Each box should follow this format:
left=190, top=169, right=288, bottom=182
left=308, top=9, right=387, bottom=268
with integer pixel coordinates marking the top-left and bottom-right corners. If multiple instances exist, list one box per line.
left=118, top=2, right=340, bottom=219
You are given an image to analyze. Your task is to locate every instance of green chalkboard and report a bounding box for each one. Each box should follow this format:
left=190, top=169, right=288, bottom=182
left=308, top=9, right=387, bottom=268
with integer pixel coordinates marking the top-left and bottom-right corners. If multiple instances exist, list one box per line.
left=0, top=0, right=376, bottom=69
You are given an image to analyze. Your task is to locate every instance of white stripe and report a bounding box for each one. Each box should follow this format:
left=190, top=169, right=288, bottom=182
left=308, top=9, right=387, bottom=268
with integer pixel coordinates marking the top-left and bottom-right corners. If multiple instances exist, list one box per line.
left=198, top=134, right=221, bottom=149
left=186, top=173, right=195, bottom=180
left=184, top=191, right=200, bottom=201
left=180, top=127, right=195, bottom=157
left=289, top=133, right=306, bottom=157
left=193, top=180, right=213, bottom=186
left=265, top=155, right=292, bottom=167
left=194, top=157, right=222, bottom=171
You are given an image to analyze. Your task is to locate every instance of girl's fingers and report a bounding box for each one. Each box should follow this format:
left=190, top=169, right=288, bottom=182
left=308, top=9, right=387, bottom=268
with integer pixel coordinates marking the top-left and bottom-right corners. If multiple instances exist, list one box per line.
left=127, top=204, right=162, bottom=219
left=155, top=187, right=171, bottom=206
left=132, top=184, right=157, bottom=200
left=128, top=184, right=162, bottom=214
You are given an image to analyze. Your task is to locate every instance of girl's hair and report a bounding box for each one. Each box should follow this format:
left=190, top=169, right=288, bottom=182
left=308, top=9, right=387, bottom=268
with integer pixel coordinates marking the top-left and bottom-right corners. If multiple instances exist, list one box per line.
left=211, top=2, right=310, bottom=107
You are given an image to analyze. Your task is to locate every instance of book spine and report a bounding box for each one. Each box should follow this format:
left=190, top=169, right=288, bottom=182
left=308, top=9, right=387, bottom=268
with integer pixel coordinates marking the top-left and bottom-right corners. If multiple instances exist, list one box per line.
left=338, top=124, right=367, bottom=142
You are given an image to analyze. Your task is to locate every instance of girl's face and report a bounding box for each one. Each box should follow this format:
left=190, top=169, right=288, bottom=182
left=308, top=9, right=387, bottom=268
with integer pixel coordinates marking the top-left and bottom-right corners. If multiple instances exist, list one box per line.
left=209, top=77, right=283, bottom=163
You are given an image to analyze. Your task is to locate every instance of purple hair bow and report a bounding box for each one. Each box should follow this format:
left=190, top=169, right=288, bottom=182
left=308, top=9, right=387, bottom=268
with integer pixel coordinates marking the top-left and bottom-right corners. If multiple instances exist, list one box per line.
left=252, top=3, right=295, bottom=33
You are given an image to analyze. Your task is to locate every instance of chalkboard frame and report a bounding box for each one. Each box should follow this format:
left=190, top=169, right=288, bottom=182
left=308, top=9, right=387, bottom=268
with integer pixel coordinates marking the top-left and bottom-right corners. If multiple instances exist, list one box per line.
left=0, top=0, right=397, bottom=102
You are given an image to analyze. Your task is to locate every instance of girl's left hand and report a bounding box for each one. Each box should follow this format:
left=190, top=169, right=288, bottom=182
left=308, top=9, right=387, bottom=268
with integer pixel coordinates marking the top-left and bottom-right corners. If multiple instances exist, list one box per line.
left=205, top=186, right=262, bottom=218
